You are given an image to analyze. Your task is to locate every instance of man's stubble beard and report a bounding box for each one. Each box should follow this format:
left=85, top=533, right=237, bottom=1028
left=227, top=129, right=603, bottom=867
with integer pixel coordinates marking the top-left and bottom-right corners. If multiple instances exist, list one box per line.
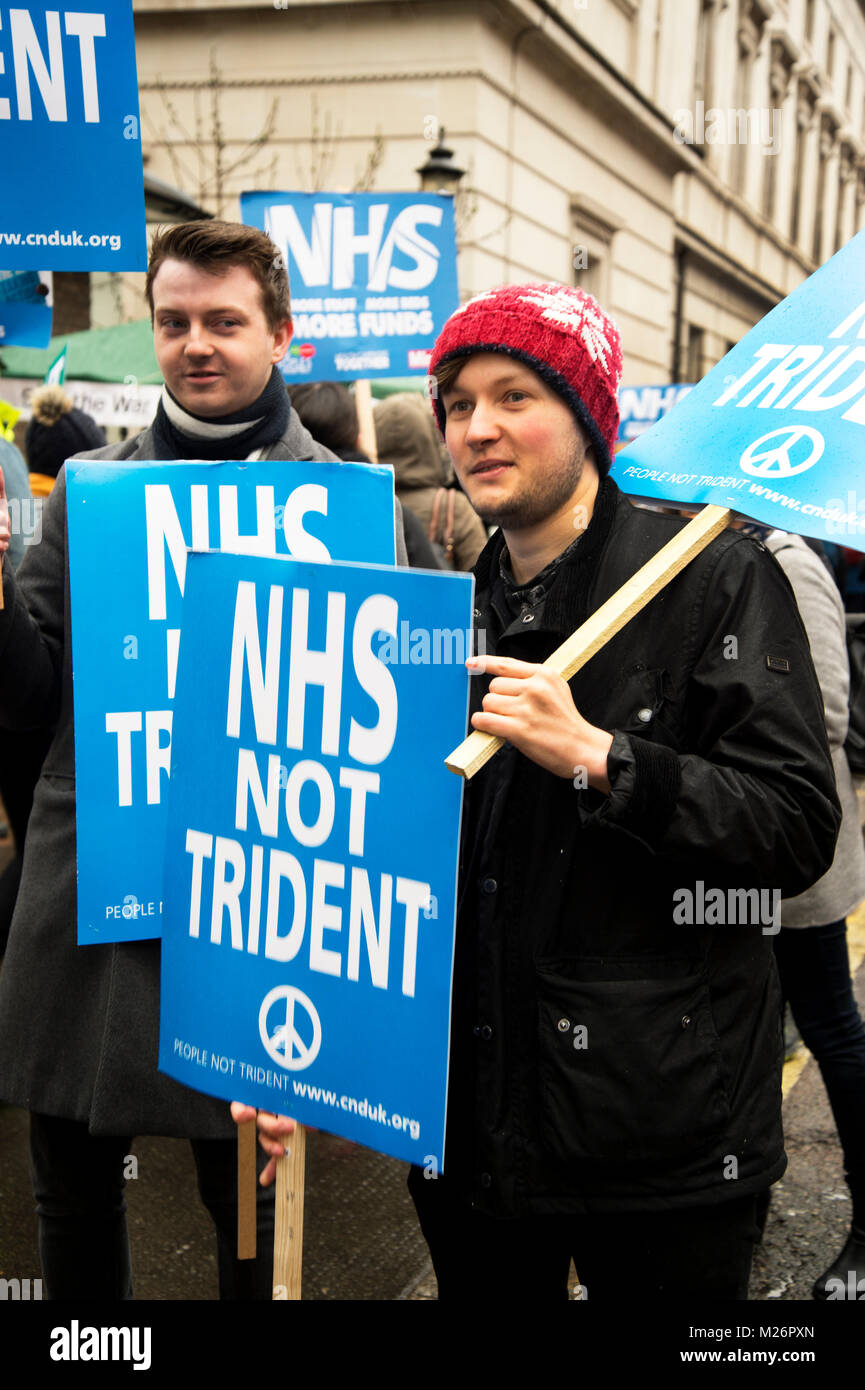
left=470, top=439, right=587, bottom=530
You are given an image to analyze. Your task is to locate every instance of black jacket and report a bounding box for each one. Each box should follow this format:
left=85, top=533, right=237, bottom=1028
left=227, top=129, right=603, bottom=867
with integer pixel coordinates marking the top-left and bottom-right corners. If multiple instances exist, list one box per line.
left=438, top=478, right=841, bottom=1217
left=0, top=410, right=404, bottom=1137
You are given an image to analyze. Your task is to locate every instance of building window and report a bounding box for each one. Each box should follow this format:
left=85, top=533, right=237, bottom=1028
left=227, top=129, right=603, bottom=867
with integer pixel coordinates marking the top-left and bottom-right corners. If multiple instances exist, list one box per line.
left=573, top=249, right=605, bottom=301
left=813, top=118, right=835, bottom=263
left=827, top=27, right=836, bottom=83
left=792, top=83, right=814, bottom=247
left=694, top=0, right=715, bottom=109
left=733, top=1, right=770, bottom=198
left=570, top=196, right=623, bottom=309
left=686, top=325, right=705, bottom=382
left=813, top=153, right=827, bottom=261
left=733, top=33, right=754, bottom=193
left=763, top=137, right=778, bottom=221
left=846, top=63, right=854, bottom=112
left=837, top=147, right=855, bottom=254
left=804, top=0, right=815, bottom=45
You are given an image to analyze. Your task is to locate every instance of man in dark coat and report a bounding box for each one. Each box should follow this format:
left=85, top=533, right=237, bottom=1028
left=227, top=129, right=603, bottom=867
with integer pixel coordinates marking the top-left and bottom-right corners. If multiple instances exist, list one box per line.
left=403, top=283, right=841, bottom=1299
left=238, top=280, right=841, bottom=1298
left=0, top=220, right=405, bottom=1300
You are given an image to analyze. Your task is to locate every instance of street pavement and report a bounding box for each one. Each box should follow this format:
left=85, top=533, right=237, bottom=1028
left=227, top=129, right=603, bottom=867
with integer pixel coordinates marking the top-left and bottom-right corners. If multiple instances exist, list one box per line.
left=749, top=900, right=865, bottom=1300
left=0, top=826, right=863, bottom=1302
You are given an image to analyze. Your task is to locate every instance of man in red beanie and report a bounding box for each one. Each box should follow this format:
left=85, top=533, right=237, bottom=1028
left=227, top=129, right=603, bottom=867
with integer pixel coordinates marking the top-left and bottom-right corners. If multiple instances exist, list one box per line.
left=408, top=281, right=841, bottom=1299
left=245, top=282, right=841, bottom=1301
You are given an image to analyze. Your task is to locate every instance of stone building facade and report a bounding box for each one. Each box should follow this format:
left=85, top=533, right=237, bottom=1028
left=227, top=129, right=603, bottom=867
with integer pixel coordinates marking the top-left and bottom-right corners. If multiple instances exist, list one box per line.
left=116, top=0, right=865, bottom=385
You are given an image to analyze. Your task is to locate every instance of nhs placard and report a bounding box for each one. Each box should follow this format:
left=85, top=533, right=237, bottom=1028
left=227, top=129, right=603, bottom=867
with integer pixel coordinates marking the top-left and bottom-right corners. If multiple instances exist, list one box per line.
left=241, top=191, right=459, bottom=381
left=66, top=458, right=397, bottom=945
left=159, top=550, right=472, bottom=1169
left=0, top=3, right=146, bottom=270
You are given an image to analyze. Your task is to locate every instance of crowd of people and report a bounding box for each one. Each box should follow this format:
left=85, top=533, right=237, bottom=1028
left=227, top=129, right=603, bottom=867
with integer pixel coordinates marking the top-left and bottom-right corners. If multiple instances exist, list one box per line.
left=0, top=219, right=864, bottom=1301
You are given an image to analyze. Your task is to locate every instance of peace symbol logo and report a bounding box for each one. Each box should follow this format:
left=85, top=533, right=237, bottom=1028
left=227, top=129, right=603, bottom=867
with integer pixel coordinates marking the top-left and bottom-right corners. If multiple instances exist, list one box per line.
left=738, top=426, right=824, bottom=479
left=258, top=985, right=322, bottom=1071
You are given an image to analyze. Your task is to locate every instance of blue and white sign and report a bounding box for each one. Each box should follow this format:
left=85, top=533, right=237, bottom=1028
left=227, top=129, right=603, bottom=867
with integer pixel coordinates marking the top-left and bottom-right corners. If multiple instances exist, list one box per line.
left=66, top=458, right=397, bottom=945
left=612, top=230, right=865, bottom=545
left=616, top=383, right=693, bottom=443
left=159, top=550, right=472, bottom=1168
left=241, top=191, right=459, bottom=381
left=1, top=3, right=146, bottom=270
left=0, top=269, right=52, bottom=347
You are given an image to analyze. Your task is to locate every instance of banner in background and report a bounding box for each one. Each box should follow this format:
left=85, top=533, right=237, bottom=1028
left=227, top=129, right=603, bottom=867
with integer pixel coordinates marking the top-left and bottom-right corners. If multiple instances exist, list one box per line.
left=0, top=377, right=162, bottom=429
left=241, top=191, right=459, bottom=381
left=616, top=383, right=693, bottom=443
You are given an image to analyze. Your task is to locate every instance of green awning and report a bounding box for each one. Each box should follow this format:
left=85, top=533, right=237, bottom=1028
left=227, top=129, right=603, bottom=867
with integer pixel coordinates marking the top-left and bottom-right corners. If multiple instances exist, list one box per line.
left=0, top=319, right=162, bottom=384
left=370, top=377, right=427, bottom=399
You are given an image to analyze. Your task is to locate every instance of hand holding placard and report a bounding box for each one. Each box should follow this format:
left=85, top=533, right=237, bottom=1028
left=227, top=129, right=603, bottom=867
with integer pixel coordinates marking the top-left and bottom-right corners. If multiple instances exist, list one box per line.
left=464, top=653, right=614, bottom=787
left=231, top=1102, right=307, bottom=1296
left=446, top=503, right=732, bottom=779
left=231, top=1101, right=298, bottom=1189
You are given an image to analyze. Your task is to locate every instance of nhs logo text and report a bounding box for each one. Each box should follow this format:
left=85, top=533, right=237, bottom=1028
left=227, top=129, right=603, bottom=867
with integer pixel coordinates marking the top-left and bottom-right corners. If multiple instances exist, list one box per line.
left=266, top=201, right=443, bottom=292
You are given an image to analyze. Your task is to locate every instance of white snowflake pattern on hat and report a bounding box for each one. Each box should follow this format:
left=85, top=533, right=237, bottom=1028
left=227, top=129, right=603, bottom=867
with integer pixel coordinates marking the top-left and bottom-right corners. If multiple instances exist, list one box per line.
left=518, top=286, right=615, bottom=375
left=452, top=288, right=499, bottom=316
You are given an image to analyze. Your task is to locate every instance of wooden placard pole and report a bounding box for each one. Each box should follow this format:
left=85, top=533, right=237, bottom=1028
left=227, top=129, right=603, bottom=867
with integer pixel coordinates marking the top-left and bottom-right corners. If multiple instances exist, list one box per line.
left=446, top=504, right=732, bottom=780
left=273, top=1122, right=306, bottom=1300
left=354, top=380, right=378, bottom=463
left=237, top=1119, right=257, bottom=1260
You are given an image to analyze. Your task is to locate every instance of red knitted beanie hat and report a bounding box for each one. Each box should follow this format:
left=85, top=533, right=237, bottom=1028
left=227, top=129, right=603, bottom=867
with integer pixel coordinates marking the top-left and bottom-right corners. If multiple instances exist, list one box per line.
left=429, top=283, right=622, bottom=473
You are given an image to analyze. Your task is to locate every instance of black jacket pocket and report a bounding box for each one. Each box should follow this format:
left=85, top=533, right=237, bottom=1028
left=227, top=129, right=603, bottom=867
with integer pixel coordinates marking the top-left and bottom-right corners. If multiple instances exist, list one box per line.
left=536, top=968, right=731, bottom=1169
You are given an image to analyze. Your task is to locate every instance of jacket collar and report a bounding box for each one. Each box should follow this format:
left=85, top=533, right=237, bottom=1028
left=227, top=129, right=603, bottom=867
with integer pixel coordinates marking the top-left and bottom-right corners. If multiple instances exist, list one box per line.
left=93, top=407, right=337, bottom=465
left=474, top=475, right=621, bottom=635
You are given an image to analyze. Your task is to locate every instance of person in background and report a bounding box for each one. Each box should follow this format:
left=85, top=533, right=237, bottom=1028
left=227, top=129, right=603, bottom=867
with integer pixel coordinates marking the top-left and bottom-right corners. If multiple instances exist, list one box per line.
left=289, top=380, right=441, bottom=570
left=762, top=526, right=865, bottom=1299
left=287, top=380, right=362, bottom=461
left=0, top=434, right=35, bottom=570
left=375, top=390, right=488, bottom=570
left=25, top=385, right=105, bottom=497
left=0, top=438, right=47, bottom=955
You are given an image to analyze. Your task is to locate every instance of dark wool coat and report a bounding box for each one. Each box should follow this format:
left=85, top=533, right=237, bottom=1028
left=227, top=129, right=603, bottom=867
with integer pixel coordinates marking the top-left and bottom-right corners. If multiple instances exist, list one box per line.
left=0, top=412, right=404, bottom=1137
left=433, top=479, right=841, bottom=1217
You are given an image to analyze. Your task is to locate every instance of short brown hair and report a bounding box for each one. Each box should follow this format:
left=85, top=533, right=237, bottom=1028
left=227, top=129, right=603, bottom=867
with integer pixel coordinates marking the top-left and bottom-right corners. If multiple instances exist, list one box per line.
left=145, top=220, right=291, bottom=331
left=432, top=353, right=470, bottom=402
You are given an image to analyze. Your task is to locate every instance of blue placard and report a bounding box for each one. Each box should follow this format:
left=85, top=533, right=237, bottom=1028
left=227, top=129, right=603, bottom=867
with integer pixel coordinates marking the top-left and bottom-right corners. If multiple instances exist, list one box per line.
left=0, top=2, right=146, bottom=270
left=66, top=458, right=396, bottom=945
left=241, top=191, right=459, bottom=381
left=612, top=229, right=865, bottom=545
left=0, top=269, right=52, bottom=347
left=159, top=550, right=472, bottom=1169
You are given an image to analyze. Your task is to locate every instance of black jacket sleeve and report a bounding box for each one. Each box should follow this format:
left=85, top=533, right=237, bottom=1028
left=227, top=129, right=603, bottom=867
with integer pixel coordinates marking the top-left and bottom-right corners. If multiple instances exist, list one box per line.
left=584, top=535, right=842, bottom=899
left=0, top=470, right=67, bottom=731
